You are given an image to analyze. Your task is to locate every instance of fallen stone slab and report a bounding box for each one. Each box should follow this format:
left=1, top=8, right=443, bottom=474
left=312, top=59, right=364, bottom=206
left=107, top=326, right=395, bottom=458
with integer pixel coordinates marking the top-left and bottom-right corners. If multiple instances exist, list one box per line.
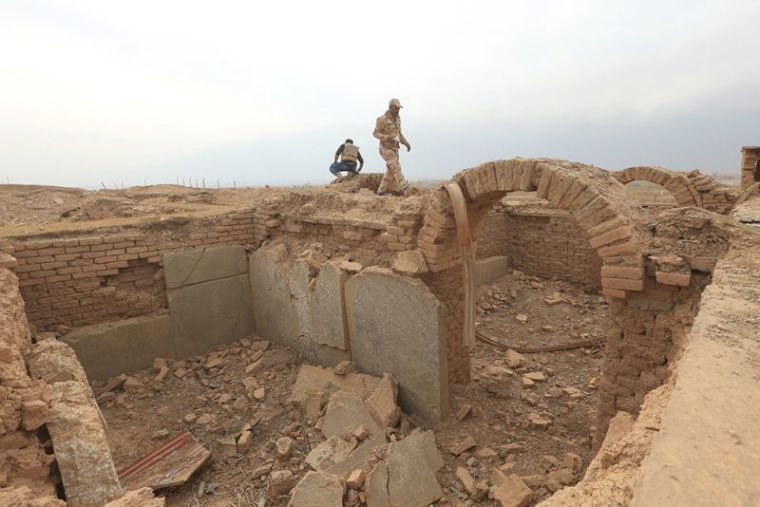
left=402, top=430, right=444, bottom=472
left=365, top=462, right=390, bottom=507
left=270, top=470, right=296, bottom=497
left=47, top=381, right=123, bottom=506
left=391, top=249, right=429, bottom=276
left=491, top=471, right=532, bottom=507
left=386, top=431, right=443, bottom=507
left=322, top=391, right=387, bottom=477
left=288, top=365, right=381, bottom=405
left=456, top=467, right=476, bottom=495
left=26, top=339, right=105, bottom=426
left=305, top=435, right=356, bottom=471
left=347, top=469, right=366, bottom=489
left=288, top=471, right=344, bottom=507
left=448, top=435, right=477, bottom=456
left=366, top=374, right=401, bottom=428
left=506, top=349, right=526, bottom=369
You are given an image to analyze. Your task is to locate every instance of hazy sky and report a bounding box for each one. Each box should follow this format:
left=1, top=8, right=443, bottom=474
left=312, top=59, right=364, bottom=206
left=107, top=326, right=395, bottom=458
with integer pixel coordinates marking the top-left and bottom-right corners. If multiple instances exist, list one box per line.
left=2, top=0, right=759, bottom=188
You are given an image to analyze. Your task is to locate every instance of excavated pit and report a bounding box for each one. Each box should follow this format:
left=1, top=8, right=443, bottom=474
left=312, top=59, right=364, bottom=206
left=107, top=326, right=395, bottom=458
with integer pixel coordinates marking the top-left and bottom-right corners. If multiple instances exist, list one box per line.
left=2, top=160, right=759, bottom=506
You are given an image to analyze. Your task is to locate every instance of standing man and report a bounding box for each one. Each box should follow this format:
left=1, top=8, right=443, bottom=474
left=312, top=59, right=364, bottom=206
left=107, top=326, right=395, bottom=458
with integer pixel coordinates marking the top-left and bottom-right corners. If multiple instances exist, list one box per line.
left=330, top=138, right=363, bottom=179
left=373, top=98, right=411, bottom=196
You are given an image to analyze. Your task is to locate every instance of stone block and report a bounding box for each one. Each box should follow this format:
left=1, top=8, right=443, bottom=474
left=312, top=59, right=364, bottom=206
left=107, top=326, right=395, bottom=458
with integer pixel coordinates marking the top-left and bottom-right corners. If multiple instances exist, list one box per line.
left=288, top=365, right=381, bottom=405
left=494, top=160, right=515, bottom=191
left=48, top=381, right=123, bottom=506
left=288, top=471, right=344, bottom=507
left=249, top=246, right=299, bottom=347
left=345, top=268, right=449, bottom=423
left=589, top=226, right=633, bottom=249
left=655, top=271, right=691, bottom=287
left=475, top=256, right=509, bottom=287
left=163, top=246, right=247, bottom=289
left=169, top=274, right=254, bottom=358
left=310, top=261, right=349, bottom=350
left=365, top=462, right=390, bottom=507
left=601, top=265, right=643, bottom=280
left=602, top=277, right=645, bottom=291
left=62, top=315, right=175, bottom=381
left=386, top=432, right=443, bottom=506
left=322, top=391, right=387, bottom=477
left=250, top=248, right=349, bottom=360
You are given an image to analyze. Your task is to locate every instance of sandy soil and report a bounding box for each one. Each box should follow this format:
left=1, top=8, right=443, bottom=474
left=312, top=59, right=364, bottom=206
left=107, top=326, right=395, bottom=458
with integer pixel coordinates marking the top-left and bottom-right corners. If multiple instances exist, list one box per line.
left=0, top=179, right=679, bottom=238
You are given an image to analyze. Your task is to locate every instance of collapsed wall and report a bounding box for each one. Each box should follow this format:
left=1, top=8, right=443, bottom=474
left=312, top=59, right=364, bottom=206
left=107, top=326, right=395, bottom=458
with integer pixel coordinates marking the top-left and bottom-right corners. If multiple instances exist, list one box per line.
left=0, top=264, right=61, bottom=504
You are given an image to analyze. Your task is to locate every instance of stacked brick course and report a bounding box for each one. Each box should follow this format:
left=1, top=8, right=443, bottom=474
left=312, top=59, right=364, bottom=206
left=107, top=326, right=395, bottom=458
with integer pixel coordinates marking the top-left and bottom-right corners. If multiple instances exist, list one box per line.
left=740, top=146, right=760, bottom=189
left=4, top=209, right=256, bottom=330
left=477, top=203, right=602, bottom=289
left=614, top=166, right=741, bottom=214
left=418, top=160, right=645, bottom=383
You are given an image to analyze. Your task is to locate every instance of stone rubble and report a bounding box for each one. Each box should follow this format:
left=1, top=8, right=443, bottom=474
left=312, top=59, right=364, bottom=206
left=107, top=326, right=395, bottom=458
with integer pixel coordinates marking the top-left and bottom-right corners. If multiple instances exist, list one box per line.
left=287, top=364, right=446, bottom=507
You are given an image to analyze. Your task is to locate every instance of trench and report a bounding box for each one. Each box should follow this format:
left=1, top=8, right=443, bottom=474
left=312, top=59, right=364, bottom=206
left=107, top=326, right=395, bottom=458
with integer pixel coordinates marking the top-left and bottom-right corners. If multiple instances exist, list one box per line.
left=3, top=166, right=734, bottom=505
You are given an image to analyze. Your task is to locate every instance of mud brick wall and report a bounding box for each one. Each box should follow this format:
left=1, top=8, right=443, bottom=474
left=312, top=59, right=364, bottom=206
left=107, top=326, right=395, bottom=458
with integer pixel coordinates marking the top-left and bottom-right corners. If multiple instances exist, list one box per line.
left=0, top=265, right=60, bottom=501
left=477, top=204, right=602, bottom=289
left=4, top=209, right=256, bottom=331
left=600, top=276, right=706, bottom=420
left=740, top=147, right=760, bottom=190
left=4, top=199, right=426, bottom=331
left=421, top=266, right=467, bottom=384
left=476, top=203, right=510, bottom=258
left=686, top=172, right=741, bottom=214
left=262, top=200, right=423, bottom=267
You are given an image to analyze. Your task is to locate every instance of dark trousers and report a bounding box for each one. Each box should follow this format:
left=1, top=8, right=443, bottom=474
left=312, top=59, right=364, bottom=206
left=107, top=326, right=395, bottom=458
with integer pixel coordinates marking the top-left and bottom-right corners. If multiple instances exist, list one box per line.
left=330, top=161, right=358, bottom=176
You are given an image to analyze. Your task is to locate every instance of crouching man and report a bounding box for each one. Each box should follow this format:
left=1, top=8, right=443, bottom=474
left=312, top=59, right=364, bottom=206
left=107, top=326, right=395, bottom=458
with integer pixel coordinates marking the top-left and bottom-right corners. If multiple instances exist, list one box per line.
left=330, top=139, right=364, bottom=179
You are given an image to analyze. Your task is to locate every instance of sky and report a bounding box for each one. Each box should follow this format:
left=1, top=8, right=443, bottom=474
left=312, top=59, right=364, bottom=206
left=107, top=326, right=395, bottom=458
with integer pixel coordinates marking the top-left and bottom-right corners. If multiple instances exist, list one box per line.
left=1, top=0, right=759, bottom=188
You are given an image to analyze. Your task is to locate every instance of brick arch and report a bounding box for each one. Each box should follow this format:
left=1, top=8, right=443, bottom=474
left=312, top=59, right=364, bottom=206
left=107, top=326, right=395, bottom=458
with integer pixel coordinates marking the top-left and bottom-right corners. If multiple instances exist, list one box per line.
left=415, top=159, right=709, bottom=427
left=419, top=158, right=647, bottom=299
left=417, top=158, right=650, bottom=391
left=614, top=166, right=702, bottom=208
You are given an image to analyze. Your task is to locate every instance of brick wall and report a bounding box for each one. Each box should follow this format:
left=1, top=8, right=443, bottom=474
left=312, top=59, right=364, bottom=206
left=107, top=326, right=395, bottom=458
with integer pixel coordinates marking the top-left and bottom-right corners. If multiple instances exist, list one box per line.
left=686, top=171, right=741, bottom=214
left=6, top=209, right=256, bottom=331
left=477, top=203, right=602, bottom=289
left=2, top=197, right=427, bottom=332
left=740, top=147, right=760, bottom=189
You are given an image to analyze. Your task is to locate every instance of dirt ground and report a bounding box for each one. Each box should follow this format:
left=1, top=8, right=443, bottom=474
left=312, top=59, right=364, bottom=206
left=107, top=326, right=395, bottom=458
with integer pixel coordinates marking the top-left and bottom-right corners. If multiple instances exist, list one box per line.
left=0, top=179, right=683, bottom=238
left=95, top=271, right=610, bottom=506
left=0, top=184, right=288, bottom=236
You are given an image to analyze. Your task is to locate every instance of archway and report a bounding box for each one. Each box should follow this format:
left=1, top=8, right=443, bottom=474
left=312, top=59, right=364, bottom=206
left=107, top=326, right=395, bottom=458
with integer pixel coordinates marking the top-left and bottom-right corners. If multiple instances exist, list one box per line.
left=613, top=166, right=702, bottom=208
left=416, top=158, right=690, bottom=424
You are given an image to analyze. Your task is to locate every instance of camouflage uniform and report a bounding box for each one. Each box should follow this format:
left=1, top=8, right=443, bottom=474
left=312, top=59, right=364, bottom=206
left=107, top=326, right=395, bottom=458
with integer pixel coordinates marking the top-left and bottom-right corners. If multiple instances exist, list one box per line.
left=373, top=111, right=409, bottom=195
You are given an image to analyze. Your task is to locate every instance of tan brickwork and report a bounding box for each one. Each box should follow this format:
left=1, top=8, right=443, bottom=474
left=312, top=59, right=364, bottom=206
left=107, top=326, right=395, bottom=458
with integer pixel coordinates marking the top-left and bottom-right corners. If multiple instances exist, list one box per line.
left=4, top=209, right=256, bottom=330
left=614, top=166, right=742, bottom=214
left=477, top=204, right=603, bottom=289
